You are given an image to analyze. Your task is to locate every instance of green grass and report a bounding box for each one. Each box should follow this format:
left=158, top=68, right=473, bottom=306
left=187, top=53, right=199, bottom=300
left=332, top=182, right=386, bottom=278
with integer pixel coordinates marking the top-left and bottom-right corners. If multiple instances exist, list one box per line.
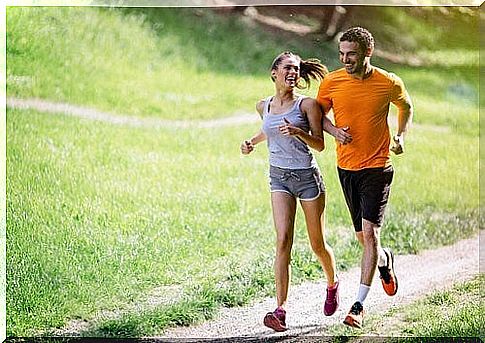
left=6, top=5, right=480, bottom=338
left=330, top=274, right=484, bottom=340
left=6, top=7, right=325, bottom=120
left=351, top=6, right=479, bottom=54
left=6, top=107, right=277, bottom=335
left=6, top=105, right=479, bottom=336
left=402, top=275, right=484, bottom=338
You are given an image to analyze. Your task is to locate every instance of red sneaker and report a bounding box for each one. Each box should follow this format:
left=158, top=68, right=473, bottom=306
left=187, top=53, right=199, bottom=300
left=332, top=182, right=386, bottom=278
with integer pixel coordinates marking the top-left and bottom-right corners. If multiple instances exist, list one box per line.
left=324, top=280, right=339, bottom=316
left=263, top=307, right=287, bottom=332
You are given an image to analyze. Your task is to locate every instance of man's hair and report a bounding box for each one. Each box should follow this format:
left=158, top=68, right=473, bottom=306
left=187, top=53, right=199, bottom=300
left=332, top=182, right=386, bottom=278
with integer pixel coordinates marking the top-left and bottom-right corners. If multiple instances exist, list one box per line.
left=339, top=27, right=374, bottom=53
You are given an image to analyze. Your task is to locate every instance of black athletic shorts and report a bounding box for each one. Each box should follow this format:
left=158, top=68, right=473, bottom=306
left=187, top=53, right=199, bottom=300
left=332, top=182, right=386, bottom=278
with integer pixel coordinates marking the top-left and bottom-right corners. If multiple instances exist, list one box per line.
left=337, top=165, right=394, bottom=232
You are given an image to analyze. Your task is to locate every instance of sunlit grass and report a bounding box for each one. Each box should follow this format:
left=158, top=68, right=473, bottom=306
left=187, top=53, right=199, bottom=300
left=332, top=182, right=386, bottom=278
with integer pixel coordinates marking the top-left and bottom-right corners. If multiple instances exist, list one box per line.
left=323, top=275, right=483, bottom=339
left=7, top=104, right=479, bottom=336
left=6, top=5, right=480, bottom=338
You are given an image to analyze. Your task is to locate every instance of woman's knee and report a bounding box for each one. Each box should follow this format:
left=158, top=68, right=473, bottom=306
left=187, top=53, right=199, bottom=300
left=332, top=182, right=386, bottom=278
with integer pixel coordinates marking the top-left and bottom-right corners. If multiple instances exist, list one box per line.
left=310, top=239, right=330, bottom=256
left=276, top=232, right=293, bottom=253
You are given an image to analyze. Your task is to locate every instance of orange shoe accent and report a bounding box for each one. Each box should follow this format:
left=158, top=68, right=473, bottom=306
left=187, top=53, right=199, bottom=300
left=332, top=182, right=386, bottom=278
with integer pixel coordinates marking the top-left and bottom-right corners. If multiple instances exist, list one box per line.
left=379, top=248, right=398, bottom=296
left=343, top=302, right=364, bottom=329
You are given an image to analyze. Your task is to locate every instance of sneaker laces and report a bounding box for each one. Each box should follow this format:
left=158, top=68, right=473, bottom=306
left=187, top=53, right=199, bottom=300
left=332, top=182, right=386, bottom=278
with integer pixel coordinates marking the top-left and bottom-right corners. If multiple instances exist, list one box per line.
left=349, top=302, right=363, bottom=315
left=326, top=287, right=338, bottom=304
left=378, top=265, right=392, bottom=283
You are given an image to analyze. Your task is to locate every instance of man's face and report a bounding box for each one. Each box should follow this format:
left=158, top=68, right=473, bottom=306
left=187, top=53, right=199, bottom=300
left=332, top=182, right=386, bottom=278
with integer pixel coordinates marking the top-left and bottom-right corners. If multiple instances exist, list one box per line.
left=339, top=41, right=366, bottom=75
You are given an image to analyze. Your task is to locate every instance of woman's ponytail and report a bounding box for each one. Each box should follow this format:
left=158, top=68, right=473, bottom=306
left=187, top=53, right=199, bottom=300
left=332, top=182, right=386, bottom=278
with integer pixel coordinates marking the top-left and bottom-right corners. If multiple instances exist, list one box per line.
left=298, top=58, right=328, bottom=89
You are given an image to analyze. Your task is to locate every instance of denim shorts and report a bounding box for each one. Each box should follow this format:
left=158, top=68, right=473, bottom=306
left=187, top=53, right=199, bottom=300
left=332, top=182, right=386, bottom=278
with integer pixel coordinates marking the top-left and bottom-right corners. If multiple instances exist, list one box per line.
left=269, top=165, right=326, bottom=201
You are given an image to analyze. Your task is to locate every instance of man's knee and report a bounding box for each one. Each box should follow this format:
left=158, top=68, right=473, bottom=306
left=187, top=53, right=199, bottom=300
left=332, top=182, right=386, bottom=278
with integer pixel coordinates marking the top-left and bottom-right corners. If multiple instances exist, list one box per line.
left=362, top=220, right=380, bottom=244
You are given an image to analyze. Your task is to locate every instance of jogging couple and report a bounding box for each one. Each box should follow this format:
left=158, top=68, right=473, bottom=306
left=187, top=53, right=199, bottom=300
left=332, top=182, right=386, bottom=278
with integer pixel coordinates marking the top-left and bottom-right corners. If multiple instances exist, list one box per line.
left=240, top=27, right=413, bottom=330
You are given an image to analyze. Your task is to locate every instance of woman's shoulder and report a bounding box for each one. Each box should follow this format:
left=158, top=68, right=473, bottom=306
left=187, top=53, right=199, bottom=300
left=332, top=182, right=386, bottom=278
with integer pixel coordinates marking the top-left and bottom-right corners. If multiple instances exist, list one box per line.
left=298, top=96, right=321, bottom=118
left=256, top=96, right=272, bottom=116
left=299, top=96, right=319, bottom=108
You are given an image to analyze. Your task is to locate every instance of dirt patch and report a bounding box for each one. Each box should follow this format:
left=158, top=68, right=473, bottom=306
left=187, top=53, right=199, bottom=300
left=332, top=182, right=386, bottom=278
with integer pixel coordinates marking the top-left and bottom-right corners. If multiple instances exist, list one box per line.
left=6, top=97, right=259, bottom=129
left=158, top=235, right=479, bottom=339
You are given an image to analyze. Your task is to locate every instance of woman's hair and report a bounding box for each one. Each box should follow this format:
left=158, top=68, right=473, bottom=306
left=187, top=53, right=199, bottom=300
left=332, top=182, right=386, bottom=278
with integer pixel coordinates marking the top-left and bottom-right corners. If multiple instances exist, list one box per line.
left=271, top=51, right=328, bottom=89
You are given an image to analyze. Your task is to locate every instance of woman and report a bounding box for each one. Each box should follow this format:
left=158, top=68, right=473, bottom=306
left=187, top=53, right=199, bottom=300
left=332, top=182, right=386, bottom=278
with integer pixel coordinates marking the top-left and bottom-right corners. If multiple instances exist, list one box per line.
left=240, top=51, right=339, bottom=332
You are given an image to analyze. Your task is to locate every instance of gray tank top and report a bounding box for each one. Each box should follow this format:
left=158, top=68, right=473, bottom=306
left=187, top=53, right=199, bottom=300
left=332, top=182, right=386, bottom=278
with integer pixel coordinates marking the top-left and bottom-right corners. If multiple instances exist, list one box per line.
left=261, top=95, right=316, bottom=169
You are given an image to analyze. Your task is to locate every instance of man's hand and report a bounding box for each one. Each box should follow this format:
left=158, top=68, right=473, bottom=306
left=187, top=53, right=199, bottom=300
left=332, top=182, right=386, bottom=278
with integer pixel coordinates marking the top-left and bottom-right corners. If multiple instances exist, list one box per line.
left=390, top=135, right=404, bottom=155
left=335, top=126, right=352, bottom=145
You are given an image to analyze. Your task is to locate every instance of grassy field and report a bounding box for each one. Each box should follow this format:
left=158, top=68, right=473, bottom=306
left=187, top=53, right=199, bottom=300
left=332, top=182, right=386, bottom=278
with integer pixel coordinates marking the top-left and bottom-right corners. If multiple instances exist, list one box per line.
left=6, top=6, right=480, bottom=337
left=324, top=275, right=484, bottom=339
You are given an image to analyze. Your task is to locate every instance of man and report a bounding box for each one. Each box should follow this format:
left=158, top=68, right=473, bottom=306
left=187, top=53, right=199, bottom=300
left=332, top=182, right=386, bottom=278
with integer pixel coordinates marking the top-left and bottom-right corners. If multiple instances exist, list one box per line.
left=317, top=27, right=413, bottom=329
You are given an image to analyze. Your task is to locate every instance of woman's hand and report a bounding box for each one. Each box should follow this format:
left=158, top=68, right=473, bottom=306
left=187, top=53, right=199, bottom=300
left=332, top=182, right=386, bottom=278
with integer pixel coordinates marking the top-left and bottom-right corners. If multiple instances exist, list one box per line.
left=240, top=140, right=254, bottom=155
left=279, top=118, right=303, bottom=137
left=390, top=134, right=404, bottom=155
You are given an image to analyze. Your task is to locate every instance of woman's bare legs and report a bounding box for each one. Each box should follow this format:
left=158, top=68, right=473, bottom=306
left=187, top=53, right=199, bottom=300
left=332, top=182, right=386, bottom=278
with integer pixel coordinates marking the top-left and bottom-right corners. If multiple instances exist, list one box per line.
left=270, top=191, right=297, bottom=308
left=300, top=193, right=337, bottom=286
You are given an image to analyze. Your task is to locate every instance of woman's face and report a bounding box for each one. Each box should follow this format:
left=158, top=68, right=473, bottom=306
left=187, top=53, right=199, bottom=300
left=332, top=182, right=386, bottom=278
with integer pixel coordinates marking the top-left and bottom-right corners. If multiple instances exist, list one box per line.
left=271, top=56, right=300, bottom=89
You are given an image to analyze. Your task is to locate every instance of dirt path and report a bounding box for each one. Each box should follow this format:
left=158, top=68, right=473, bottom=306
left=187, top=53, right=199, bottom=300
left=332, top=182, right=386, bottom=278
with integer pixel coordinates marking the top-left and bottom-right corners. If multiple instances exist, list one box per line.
left=6, top=97, right=259, bottom=129
left=159, top=234, right=480, bottom=339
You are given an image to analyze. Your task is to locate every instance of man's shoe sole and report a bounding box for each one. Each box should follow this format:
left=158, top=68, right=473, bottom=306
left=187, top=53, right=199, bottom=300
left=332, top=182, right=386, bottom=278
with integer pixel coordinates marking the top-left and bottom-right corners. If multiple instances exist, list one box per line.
left=382, top=248, right=398, bottom=296
left=343, top=315, right=362, bottom=329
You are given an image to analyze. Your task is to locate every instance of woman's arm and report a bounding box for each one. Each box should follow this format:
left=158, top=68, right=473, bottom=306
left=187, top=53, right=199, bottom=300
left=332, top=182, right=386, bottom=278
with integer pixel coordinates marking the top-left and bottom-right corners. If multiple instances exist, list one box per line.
left=241, top=100, right=267, bottom=155
left=279, top=98, right=325, bottom=152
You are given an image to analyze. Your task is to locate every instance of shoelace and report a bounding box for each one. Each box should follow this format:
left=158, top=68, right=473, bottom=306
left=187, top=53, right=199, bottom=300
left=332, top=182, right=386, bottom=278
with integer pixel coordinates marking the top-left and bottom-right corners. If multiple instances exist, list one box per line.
left=350, top=303, right=363, bottom=315
left=379, top=266, right=392, bottom=283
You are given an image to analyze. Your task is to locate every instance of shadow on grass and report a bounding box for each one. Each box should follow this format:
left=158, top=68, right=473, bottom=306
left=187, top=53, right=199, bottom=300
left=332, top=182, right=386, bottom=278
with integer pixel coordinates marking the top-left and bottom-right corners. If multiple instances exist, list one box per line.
left=115, top=7, right=341, bottom=75
left=115, top=7, right=479, bottom=77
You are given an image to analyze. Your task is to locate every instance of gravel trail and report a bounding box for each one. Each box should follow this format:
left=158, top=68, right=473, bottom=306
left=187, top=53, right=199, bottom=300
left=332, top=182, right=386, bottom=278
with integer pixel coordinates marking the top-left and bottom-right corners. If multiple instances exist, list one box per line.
left=159, top=235, right=480, bottom=339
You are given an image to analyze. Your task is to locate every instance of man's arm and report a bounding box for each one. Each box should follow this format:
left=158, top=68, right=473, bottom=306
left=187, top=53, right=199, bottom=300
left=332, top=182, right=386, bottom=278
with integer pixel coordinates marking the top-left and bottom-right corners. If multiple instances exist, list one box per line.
left=396, top=95, right=413, bottom=137
left=321, top=105, right=353, bottom=145
left=391, top=92, right=413, bottom=155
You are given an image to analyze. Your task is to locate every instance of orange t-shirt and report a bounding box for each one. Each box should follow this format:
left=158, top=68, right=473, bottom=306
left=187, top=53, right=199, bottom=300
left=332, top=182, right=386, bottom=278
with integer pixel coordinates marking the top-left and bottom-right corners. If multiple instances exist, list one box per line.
left=317, top=67, right=409, bottom=170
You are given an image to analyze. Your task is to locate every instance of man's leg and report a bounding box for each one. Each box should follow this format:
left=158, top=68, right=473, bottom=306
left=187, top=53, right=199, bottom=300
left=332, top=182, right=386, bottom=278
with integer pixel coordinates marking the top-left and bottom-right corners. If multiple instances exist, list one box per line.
left=344, top=166, right=394, bottom=328
left=360, top=166, right=397, bottom=297
left=360, top=219, right=381, bottom=286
